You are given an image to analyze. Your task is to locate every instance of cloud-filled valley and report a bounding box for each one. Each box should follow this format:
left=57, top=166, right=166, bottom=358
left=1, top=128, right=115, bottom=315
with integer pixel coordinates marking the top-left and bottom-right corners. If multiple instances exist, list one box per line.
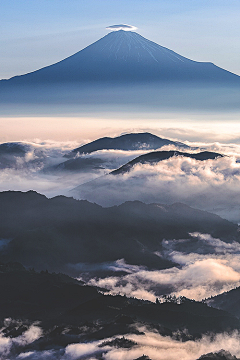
left=2, top=262, right=240, bottom=360
left=3, top=324, right=240, bottom=360
left=72, top=151, right=240, bottom=223
left=81, top=233, right=240, bottom=302
left=1, top=133, right=240, bottom=222
left=1, top=186, right=240, bottom=303
left=2, top=132, right=240, bottom=359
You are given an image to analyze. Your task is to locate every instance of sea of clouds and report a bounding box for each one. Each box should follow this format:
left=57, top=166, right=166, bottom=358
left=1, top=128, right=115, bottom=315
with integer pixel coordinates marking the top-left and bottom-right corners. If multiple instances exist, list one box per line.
left=2, top=138, right=240, bottom=221
left=71, top=142, right=240, bottom=223
left=1, top=321, right=240, bottom=360
left=2, top=138, right=240, bottom=359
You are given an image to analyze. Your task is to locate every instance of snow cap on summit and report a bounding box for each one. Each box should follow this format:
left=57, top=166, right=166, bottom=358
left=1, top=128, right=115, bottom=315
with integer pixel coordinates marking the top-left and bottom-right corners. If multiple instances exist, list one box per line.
left=106, top=24, right=138, bottom=31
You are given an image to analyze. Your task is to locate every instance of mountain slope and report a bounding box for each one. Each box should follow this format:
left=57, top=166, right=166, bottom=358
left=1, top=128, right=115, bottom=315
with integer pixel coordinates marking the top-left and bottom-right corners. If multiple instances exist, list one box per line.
left=207, top=286, right=240, bottom=318
left=66, top=132, right=188, bottom=158
left=1, top=263, right=239, bottom=345
left=1, top=30, right=240, bottom=85
left=111, top=150, right=223, bottom=174
left=0, top=191, right=238, bottom=274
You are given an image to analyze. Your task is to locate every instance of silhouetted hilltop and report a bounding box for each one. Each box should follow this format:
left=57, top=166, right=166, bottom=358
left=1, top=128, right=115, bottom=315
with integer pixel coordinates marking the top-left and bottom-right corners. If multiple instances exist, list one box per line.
left=112, top=150, right=223, bottom=174
left=66, top=133, right=188, bottom=158
left=0, top=191, right=238, bottom=274
left=0, top=263, right=238, bottom=338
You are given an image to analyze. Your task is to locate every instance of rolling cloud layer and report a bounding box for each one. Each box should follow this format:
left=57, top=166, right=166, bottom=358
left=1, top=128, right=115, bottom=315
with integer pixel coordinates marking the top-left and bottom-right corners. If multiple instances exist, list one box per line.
left=72, top=143, right=240, bottom=223
left=75, top=233, right=240, bottom=302
left=2, top=138, right=240, bottom=222
left=1, top=138, right=240, bottom=359
left=2, top=321, right=240, bottom=360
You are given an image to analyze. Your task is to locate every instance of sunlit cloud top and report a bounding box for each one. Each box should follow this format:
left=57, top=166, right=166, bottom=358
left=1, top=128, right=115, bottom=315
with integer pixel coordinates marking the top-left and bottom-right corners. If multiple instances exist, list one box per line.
left=106, top=24, right=138, bottom=31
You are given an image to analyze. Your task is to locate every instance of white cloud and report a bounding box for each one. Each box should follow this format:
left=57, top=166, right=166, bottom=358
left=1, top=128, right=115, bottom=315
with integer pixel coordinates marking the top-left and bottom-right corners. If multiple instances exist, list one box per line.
left=103, top=330, right=240, bottom=360
left=2, top=321, right=240, bottom=360
left=83, top=231, right=240, bottom=302
left=65, top=341, right=105, bottom=359
left=0, top=322, right=43, bottom=360
left=106, top=24, right=138, bottom=31
left=74, top=153, right=240, bottom=222
left=88, top=258, right=240, bottom=301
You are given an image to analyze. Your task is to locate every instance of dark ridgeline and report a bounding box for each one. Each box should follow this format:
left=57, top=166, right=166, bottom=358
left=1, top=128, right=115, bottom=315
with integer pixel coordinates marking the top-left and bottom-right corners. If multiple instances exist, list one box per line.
left=72, top=150, right=225, bottom=201
left=0, top=263, right=239, bottom=341
left=0, top=133, right=189, bottom=173
left=111, top=150, right=223, bottom=175
left=48, top=132, right=189, bottom=173
left=207, top=286, right=240, bottom=318
left=65, top=132, right=189, bottom=158
left=0, top=190, right=238, bottom=274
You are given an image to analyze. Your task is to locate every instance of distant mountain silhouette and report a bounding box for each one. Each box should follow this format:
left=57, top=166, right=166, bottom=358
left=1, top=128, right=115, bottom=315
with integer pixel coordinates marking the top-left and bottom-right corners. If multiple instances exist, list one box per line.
left=111, top=150, right=223, bottom=174
left=45, top=133, right=189, bottom=173
left=1, top=30, right=240, bottom=85
left=66, top=132, right=188, bottom=158
left=0, top=191, right=238, bottom=274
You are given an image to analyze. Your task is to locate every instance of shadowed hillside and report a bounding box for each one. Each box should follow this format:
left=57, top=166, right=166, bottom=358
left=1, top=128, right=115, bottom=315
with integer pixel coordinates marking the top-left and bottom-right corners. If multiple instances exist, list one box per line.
left=0, top=191, right=238, bottom=274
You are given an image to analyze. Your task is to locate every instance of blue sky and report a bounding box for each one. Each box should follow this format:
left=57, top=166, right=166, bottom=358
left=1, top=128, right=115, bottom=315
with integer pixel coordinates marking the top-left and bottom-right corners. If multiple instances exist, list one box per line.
left=1, top=0, right=240, bottom=79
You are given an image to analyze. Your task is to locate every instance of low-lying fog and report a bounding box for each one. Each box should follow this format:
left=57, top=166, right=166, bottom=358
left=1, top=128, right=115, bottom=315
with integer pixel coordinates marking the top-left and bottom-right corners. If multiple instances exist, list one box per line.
left=1, top=320, right=240, bottom=360
left=2, top=135, right=240, bottom=359
left=1, top=137, right=240, bottom=222
left=74, top=232, right=240, bottom=302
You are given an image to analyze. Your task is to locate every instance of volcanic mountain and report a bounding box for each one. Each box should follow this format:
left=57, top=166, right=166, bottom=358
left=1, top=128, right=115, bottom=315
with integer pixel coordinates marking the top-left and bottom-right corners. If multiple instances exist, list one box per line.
left=1, top=30, right=240, bottom=85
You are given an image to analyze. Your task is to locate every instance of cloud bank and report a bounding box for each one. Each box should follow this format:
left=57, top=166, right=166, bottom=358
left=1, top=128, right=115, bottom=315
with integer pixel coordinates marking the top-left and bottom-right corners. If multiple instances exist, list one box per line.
left=2, top=139, right=240, bottom=222
left=74, top=152, right=240, bottom=223
left=2, top=323, right=240, bottom=360
left=74, top=233, right=240, bottom=302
